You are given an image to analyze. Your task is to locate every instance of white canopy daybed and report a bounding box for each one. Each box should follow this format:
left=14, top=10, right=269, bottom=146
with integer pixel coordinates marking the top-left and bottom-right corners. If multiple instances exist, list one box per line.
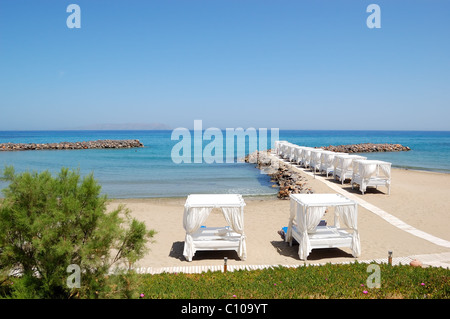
left=183, top=194, right=246, bottom=262
left=310, top=150, right=334, bottom=174
left=333, top=154, right=367, bottom=184
left=351, top=160, right=392, bottom=195
left=286, top=193, right=361, bottom=260
left=300, top=147, right=321, bottom=168
left=276, top=141, right=309, bottom=164
left=320, top=152, right=348, bottom=177
left=274, top=140, right=289, bottom=156
left=279, top=141, right=293, bottom=159
left=285, top=143, right=298, bottom=162
left=292, top=146, right=303, bottom=164
left=290, top=145, right=305, bottom=163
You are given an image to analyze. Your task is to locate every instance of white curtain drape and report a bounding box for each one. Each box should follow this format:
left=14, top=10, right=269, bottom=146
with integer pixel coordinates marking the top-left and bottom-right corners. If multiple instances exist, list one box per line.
left=280, top=144, right=287, bottom=157
left=274, top=141, right=281, bottom=155
left=299, top=149, right=306, bottom=166
left=352, top=160, right=361, bottom=177
left=310, top=151, right=322, bottom=169
left=360, top=162, right=377, bottom=179
left=297, top=205, right=327, bottom=260
left=182, top=207, right=213, bottom=261
left=379, top=163, right=391, bottom=178
left=320, top=153, right=333, bottom=171
left=334, top=206, right=340, bottom=228
left=335, top=205, right=361, bottom=257
left=304, top=149, right=312, bottom=167
left=289, top=146, right=295, bottom=161
left=286, top=199, right=296, bottom=243
left=221, top=207, right=246, bottom=260
left=342, top=157, right=354, bottom=172
left=294, top=147, right=302, bottom=164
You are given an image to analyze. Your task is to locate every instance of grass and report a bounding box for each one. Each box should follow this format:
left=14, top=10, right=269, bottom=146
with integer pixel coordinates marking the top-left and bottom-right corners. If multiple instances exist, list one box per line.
left=120, top=262, right=449, bottom=299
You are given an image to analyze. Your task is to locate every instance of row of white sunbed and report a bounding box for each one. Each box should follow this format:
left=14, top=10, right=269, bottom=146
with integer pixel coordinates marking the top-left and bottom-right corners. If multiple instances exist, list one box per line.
left=274, top=140, right=392, bottom=195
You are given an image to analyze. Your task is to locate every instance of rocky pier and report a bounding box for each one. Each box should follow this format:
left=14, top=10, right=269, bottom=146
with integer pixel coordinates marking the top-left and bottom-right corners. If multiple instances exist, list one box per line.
left=245, top=150, right=312, bottom=199
left=0, top=139, right=144, bottom=151
left=320, top=143, right=411, bottom=153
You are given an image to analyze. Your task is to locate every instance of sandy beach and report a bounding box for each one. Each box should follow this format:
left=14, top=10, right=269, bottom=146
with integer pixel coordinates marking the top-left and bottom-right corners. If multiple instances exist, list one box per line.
left=107, top=166, right=450, bottom=271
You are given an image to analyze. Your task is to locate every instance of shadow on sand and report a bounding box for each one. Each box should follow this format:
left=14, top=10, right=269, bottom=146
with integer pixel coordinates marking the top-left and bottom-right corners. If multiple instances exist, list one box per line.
left=271, top=239, right=355, bottom=262
left=169, top=241, right=240, bottom=262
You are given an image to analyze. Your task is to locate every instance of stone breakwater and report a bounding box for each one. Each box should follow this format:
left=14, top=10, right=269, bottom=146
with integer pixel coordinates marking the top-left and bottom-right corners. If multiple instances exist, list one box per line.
left=245, top=150, right=313, bottom=199
left=0, top=139, right=144, bottom=151
left=320, top=143, right=411, bottom=153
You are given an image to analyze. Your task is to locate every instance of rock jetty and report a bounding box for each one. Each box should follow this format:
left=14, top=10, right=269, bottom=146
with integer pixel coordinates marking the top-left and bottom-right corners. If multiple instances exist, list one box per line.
left=245, top=150, right=312, bottom=199
left=320, top=143, right=410, bottom=153
left=0, top=139, right=144, bottom=151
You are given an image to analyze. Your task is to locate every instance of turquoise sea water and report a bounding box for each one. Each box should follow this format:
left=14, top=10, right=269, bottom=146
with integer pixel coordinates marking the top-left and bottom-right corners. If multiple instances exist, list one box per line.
left=0, top=130, right=449, bottom=198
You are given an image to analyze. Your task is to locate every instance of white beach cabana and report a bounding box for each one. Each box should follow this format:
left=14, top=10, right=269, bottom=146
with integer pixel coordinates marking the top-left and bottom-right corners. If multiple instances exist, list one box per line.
left=310, top=150, right=334, bottom=174
left=286, top=193, right=361, bottom=260
left=290, top=145, right=304, bottom=163
left=285, top=143, right=299, bottom=162
left=182, top=194, right=247, bottom=262
left=333, top=154, right=367, bottom=184
left=300, top=147, right=321, bottom=168
left=287, top=144, right=299, bottom=162
left=291, top=145, right=302, bottom=164
left=278, top=141, right=292, bottom=159
left=274, top=140, right=289, bottom=156
left=277, top=141, right=304, bottom=163
left=351, top=160, right=392, bottom=195
left=320, top=151, right=348, bottom=177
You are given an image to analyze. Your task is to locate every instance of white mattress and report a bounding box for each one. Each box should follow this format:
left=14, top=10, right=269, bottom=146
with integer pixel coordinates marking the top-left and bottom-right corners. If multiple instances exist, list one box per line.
left=191, top=227, right=242, bottom=250
left=291, top=225, right=353, bottom=248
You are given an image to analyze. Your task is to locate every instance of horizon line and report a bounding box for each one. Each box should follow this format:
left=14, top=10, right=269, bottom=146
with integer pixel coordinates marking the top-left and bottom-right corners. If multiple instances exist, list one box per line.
left=1, top=129, right=449, bottom=132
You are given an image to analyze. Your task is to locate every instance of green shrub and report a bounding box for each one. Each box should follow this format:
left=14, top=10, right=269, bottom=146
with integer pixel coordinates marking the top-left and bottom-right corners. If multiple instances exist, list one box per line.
left=0, top=166, right=155, bottom=299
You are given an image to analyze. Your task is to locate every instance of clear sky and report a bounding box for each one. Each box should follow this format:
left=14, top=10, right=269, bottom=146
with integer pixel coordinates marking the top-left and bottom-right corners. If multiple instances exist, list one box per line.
left=0, top=0, right=449, bottom=131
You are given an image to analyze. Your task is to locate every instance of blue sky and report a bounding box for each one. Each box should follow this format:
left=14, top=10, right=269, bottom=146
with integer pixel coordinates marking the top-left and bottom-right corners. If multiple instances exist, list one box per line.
left=0, top=0, right=449, bottom=131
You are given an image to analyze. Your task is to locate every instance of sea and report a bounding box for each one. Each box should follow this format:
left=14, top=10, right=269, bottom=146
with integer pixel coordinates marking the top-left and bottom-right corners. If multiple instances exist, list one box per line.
left=0, top=130, right=449, bottom=199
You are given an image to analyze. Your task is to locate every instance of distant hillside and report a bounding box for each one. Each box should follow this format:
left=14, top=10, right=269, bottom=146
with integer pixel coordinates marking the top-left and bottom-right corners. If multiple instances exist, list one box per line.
left=72, top=123, right=172, bottom=130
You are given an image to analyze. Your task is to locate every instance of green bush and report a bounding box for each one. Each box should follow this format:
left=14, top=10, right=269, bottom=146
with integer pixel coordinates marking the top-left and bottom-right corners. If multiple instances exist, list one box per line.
left=0, top=166, right=155, bottom=299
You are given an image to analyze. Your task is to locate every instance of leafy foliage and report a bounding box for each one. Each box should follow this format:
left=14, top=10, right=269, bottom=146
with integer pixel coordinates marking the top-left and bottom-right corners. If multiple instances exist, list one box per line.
left=0, top=166, right=155, bottom=298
